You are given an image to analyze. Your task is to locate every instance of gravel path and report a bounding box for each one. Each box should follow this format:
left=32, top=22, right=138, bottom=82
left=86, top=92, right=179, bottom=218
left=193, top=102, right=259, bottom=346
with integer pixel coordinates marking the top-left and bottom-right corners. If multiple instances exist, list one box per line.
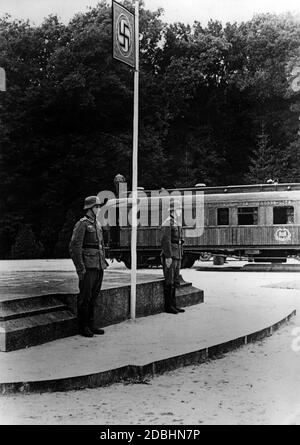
left=0, top=317, right=299, bottom=425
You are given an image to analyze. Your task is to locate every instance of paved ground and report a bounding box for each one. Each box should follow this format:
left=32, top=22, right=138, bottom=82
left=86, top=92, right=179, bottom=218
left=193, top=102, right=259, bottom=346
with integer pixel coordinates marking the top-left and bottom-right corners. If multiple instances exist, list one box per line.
left=2, top=321, right=299, bottom=425
left=0, top=259, right=161, bottom=300
left=0, top=259, right=300, bottom=424
left=0, top=260, right=295, bottom=384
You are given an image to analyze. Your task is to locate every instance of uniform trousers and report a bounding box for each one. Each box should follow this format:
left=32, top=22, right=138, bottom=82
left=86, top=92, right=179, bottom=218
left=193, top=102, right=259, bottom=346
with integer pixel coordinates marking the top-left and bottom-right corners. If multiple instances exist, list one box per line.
left=78, top=268, right=103, bottom=329
left=161, top=256, right=181, bottom=310
left=162, top=257, right=181, bottom=286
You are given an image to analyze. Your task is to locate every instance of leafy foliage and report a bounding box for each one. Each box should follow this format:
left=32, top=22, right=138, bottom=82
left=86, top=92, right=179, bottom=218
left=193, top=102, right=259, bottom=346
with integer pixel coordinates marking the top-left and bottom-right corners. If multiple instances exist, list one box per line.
left=11, top=224, right=44, bottom=259
left=0, top=2, right=300, bottom=257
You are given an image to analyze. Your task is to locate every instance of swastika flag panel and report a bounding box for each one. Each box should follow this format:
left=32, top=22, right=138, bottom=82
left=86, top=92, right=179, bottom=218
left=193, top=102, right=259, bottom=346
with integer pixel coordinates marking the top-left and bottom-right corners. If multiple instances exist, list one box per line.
left=112, top=1, right=135, bottom=68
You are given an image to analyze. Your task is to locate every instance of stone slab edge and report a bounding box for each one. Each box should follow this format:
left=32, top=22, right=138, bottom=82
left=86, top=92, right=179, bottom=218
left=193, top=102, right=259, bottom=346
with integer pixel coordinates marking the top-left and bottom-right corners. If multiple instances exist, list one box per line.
left=196, top=265, right=300, bottom=273
left=0, top=310, right=295, bottom=395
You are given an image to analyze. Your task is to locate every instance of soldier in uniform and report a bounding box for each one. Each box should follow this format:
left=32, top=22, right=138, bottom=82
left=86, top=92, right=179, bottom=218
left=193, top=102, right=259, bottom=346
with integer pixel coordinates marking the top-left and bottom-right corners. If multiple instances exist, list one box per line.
left=161, top=199, right=185, bottom=314
left=69, top=196, right=108, bottom=337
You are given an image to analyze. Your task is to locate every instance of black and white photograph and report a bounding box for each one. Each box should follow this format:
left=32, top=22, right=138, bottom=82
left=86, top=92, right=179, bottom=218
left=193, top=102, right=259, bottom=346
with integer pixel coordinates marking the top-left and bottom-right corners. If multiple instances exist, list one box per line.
left=0, top=0, right=300, bottom=428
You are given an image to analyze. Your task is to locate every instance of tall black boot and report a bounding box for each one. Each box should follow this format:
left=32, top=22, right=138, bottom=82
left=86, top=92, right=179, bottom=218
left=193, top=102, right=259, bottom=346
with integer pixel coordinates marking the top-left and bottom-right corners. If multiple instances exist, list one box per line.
left=171, top=286, right=185, bottom=313
left=164, top=283, right=178, bottom=314
left=78, top=303, right=94, bottom=337
left=88, top=303, right=105, bottom=335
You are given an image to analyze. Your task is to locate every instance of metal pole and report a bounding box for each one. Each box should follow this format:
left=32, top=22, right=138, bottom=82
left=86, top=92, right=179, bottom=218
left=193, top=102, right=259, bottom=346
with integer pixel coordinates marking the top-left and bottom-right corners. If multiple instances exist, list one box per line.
left=130, top=0, right=139, bottom=320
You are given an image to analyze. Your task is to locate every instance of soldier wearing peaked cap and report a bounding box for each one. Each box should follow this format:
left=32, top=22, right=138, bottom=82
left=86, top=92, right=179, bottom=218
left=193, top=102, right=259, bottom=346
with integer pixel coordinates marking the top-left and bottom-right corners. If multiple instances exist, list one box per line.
left=160, top=198, right=185, bottom=314
left=69, top=196, right=109, bottom=337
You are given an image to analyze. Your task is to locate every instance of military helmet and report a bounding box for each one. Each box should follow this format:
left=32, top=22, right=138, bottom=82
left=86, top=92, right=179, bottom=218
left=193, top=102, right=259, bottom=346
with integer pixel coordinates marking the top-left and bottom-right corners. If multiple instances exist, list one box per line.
left=83, top=195, right=101, bottom=210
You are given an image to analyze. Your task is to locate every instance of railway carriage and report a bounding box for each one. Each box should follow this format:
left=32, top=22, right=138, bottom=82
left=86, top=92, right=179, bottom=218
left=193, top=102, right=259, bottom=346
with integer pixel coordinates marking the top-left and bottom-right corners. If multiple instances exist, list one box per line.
left=104, top=182, right=300, bottom=268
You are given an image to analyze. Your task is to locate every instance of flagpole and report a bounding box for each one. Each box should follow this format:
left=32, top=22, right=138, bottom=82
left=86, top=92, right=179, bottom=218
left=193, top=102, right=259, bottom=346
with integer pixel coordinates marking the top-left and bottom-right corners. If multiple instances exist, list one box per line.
left=130, top=0, right=139, bottom=320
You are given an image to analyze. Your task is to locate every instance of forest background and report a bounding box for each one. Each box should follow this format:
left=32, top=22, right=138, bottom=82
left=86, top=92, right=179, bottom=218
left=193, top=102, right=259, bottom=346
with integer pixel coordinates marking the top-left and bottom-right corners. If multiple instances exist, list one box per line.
left=0, top=0, right=300, bottom=258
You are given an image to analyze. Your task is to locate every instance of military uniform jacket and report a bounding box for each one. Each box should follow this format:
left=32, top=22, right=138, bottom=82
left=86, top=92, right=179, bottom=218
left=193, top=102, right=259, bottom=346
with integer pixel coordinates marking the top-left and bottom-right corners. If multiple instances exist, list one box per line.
left=69, top=215, right=108, bottom=273
left=161, top=216, right=184, bottom=260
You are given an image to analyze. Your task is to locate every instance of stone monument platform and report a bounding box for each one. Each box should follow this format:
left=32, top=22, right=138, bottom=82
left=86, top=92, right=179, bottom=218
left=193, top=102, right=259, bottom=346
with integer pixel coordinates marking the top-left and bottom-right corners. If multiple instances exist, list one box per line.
left=0, top=261, right=203, bottom=352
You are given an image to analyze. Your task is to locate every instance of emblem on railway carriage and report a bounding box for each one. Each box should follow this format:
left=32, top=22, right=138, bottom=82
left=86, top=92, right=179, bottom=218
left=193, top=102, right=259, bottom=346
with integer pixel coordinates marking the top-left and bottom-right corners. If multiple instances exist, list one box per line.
left=274, top=228, right=292, bottom=242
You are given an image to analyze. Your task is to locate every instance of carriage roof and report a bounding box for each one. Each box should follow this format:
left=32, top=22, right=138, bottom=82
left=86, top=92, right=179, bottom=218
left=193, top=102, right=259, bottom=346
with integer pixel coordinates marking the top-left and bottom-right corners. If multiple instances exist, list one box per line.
left=203, top=190, right=300, bottom=203
left=143, top=183, right=300, bottom=195
left=106, top=185, right=300, bottom=209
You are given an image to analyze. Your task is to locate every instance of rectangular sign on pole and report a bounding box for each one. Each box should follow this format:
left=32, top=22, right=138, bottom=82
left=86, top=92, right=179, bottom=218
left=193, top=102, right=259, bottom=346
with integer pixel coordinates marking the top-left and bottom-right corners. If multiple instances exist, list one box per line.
left=112, top=1, right=135, bottom=68
left=112, top=0, right=139, bottom=320
left=0, top=67, right=6, bottom=91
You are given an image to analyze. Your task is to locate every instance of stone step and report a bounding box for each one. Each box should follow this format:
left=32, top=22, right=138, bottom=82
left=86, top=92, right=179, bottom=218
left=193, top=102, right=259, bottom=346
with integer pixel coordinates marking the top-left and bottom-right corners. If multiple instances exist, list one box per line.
left=0, top=296, right=67, bottom=321
left=176, top=284, right=204, bottom=307
left=0, top=277, right=203, bottom=352
left=243, top=263, right=300, bottom=272
left=0, top=310, right=78, bottom=352
left=178, top=277, right=192, bottom=288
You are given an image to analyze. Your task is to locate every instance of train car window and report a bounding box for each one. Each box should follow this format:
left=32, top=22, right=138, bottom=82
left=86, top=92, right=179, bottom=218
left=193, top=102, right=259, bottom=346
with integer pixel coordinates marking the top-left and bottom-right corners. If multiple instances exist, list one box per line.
left=217, top=208, right=229, bottom=225
left=237, top=207, right=258, bottom=225
left=273, top=206, right=294, bottom=224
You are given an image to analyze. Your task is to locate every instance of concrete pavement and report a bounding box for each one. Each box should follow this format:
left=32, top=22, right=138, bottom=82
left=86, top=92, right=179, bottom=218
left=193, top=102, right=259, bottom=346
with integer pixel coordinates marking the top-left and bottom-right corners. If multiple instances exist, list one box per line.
left=0, top=259, right=298, bottom=393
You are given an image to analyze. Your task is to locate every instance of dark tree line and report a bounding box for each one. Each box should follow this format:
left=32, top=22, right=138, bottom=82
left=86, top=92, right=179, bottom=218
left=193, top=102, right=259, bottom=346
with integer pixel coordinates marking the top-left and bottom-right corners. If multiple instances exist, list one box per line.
left=0, top=1, right=299, bottom=258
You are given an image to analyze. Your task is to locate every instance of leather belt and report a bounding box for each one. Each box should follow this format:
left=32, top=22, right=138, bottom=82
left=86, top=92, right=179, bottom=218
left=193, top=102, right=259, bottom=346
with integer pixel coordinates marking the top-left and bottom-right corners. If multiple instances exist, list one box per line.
left=83, top=244, right=99, bottom=249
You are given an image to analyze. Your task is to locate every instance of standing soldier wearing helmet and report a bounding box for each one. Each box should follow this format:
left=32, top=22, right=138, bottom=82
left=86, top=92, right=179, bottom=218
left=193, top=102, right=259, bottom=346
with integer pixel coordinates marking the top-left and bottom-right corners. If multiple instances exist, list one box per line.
left=161, top=198, right=185, bottom=314
left=69, top=196, right=108, bottom=337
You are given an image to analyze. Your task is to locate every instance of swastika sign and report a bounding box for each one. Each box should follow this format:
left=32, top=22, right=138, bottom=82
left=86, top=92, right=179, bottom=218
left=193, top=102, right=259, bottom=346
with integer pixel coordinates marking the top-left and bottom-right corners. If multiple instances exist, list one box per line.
left=112, top=1, right=135, bottom=68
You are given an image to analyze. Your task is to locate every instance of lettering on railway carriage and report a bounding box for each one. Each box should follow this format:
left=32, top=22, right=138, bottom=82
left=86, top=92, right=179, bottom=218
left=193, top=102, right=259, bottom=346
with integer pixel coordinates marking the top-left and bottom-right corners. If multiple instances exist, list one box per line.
left=207, top=200, right=293, bottom=207
left=264, top=200, right=292, bottom=205
left=274, top=228, right=292, bottom=242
